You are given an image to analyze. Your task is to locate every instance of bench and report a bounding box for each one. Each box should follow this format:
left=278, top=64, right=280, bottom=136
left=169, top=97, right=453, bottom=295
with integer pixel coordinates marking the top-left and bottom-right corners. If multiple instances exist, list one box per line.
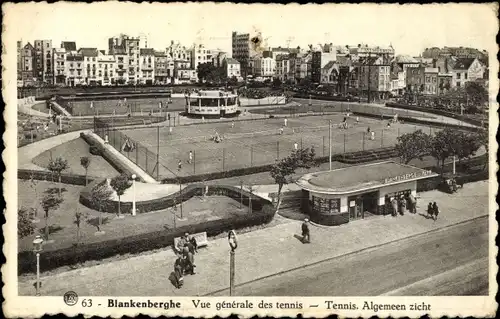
left=173, top=231, right=208, bottom=253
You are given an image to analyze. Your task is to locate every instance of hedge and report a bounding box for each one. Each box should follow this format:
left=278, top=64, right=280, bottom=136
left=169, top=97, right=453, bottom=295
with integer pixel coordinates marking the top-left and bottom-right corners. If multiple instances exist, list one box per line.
left=385, top=102, right=485, bottom=127
left=79, top=181, right=265, bottom=215
left=18, top=168, right=93, bottom=186
left=19, top=185, right=275, bottom=274
left=79, top=133, right=146, bottom=182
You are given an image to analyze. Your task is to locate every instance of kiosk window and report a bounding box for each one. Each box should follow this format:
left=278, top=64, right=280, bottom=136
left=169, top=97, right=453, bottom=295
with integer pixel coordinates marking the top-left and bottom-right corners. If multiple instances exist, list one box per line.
left=312, top=196, right=340, bottom=214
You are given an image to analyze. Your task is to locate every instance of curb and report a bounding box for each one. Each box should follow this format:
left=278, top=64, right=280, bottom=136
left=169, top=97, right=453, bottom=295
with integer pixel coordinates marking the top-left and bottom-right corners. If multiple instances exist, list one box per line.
left=203, top=214, right=488, bottom=296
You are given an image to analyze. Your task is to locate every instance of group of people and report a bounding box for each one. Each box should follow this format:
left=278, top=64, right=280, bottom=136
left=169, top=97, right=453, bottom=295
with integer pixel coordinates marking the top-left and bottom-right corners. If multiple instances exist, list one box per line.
left=173, top=232, right=198, bottom=289
left=427, top=202, right=441, bottom=221
left=387, top=193, right=417, bottom=216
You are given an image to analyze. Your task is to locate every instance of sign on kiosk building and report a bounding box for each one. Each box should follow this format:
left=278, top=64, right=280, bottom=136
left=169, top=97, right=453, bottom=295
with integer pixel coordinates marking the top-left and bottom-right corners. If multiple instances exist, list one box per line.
left=295, top=161, right=438, bottom=226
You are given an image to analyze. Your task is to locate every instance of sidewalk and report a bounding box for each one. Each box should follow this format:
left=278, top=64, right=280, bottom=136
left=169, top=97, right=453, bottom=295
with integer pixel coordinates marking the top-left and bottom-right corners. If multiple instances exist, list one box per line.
left=18, top=180, right=489, bottom=296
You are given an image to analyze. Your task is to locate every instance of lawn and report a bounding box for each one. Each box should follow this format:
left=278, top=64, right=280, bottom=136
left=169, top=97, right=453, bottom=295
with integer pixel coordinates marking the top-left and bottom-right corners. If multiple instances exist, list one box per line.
left=31, top=137, right=119, bottom=178
left=31, top=102, right=50, bottom=113
left=18, top=180, right=251, bottom=254
left=119, top=114, right=441, bottom=178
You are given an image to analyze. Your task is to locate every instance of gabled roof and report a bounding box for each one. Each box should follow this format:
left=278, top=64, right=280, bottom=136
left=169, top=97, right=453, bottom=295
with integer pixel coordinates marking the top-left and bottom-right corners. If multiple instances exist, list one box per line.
left=225, top=58, right=240, bottom=64
left=61, top=41, right=77, bottom=51
left=140, top=48, right=155, bottom=55
left=393, top=55, right=419, bottom=64
left=322, top=61, right=336, bottom=71
left=78, top=48, right=98, bottom=57
left=453, top=58, right=476, bottom=70
left=23, top=42, right=34, bottom=50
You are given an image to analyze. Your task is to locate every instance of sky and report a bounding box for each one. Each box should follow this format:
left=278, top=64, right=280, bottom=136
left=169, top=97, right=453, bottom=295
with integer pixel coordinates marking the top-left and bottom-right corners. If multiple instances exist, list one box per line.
left=4, top=2, right=498, bottom=57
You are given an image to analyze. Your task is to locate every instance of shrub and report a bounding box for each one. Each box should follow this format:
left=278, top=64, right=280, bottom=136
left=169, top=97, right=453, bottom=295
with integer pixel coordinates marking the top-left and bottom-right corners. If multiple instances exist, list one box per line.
left=89, top=146, right=102, bottom=156
left=18, top=169, right=91, bottom=186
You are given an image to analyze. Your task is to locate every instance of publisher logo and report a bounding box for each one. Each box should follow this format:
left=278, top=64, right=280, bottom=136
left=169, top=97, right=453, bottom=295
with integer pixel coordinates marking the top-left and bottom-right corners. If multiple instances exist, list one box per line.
left=64, top=291, right=78, bottom=306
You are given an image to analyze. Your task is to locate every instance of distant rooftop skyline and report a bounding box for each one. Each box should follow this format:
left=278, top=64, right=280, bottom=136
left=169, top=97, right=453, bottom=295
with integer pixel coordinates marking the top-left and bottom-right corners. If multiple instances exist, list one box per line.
left=6, top=2, right=498, bottom=57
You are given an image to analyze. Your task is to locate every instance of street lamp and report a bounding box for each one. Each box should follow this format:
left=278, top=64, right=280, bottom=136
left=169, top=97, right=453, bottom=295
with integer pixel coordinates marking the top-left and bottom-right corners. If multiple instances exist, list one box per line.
left=131, top=174, right=137, bottom=216
left=33, top=235, right=44, bottom=296
left=228, top=230, right=238, bottom=296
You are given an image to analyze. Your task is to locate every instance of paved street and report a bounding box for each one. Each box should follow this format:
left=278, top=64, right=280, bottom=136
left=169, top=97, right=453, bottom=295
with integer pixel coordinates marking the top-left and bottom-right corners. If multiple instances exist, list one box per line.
left=210, top=218, right=488, bottom=296
left=18, top=181, right=489, bottom=297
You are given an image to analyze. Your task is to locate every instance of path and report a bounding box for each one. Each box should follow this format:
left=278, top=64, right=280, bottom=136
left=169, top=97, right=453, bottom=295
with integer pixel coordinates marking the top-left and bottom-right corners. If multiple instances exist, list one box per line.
left=18, top=181, right=489, bottom=296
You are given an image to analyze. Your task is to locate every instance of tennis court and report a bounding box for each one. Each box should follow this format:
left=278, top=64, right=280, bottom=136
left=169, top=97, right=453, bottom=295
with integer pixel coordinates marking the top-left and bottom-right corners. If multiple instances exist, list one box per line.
left=117, top=114, right=441, bottom=179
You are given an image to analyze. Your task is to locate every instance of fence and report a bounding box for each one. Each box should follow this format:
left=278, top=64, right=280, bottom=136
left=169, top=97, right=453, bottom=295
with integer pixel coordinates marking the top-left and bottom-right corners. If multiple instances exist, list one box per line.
left=94, top=117, right=170, bottom=180
left=160, top=122, right=441, bottom=178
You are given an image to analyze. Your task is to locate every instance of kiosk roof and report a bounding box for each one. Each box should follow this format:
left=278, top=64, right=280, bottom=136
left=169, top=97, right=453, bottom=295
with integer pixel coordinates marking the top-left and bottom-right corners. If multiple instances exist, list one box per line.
left=296, top=161, right=438, bottom=195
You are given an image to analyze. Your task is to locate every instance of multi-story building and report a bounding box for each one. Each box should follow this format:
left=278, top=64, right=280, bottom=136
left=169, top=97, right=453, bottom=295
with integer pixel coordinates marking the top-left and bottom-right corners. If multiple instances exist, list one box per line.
left=97, top=52, right=116, bottom=86
left=108, top=34, right=140, bottom=84
left=166, top=41, right=191, bottom=63
left=53, top=48, right=67, bottom=86
left=212, top=51, right=228, bottom=68
left=17, top=41, right=22, bottom=82
left=232, top=31, right=261, bottom=77
left=65, top=52, right=84, bottom=86
left=311, top=51, right=336, bottom=83
left=114, top=53, right=129, bottom=85
left=34, top=40, right=53, bottom=85
left=191, top=43, right=212, bottom=69
left=349, top=44, right=395, bottom=59
left=451, top=57, right=486, bottom=88
left=405, top=66, right=425, bottom=94
left=78, top=48, right=99, bottom=85
left=223, top=58, right=241, bottom=79
left=154, top=50, right=173, bottom=84
left=437, top=73, right=453, bottom=95
left=139, top=48, right=155, bottom=85
left=20, top=43, right=36, bottom=86
left=275, top=54, right=291, bottom=82
left=359, top=55, right=392, bottom=100
left=423, top=46, right=488, bottom=60
left=423, top=67, right=439, bottom=95
left=253, top=57, right=276, bottom=79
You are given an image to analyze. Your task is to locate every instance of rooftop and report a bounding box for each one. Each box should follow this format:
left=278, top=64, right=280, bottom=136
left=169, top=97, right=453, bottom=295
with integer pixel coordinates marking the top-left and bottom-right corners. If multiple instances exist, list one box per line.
left=225, top=58, right=240, bottom=64
left=296, top=161, right=437, bottom=195
left=453, top=58, right=476, bottom=70
left=78, top=48, right=98, bottom=57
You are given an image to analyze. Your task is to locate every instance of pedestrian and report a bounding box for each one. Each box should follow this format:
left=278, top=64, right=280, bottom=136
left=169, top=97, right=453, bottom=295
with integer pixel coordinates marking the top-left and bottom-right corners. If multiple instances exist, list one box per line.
left=427, top=202, right=434, bottom=220
left=169, top=126, right=173, bottom=134
left=178, top=160, right=182, bottom=171
left=231, top=121, right=234, bottom=128
left=433, top=202, right=440, bottom=221
left=279, top=127, right=284, bottom=135
left=188, top=234, right=198, bottom=254
left=367, top=126, right=371, bottom=134
left=174, top=256, right=184, bottom=288
left=409, top=193, right=417, bottom=214
left=400, top=195, right=406, bottom=215
left=188, top=151, right=193, bottom=164
left=202, top=116, right=205, bottom=123
left=294, top=142, right=298, bottom=151
left=284, top=117, right=288, bottom=127
left=356, top=116, right=359, bottom=123
left=301, top=218, right=310, bottom=243
left=370, top=131, right=375, bottom=141
left=391, top=197, right=398, bottom=217
left=387, top=122, right=391, bottom=128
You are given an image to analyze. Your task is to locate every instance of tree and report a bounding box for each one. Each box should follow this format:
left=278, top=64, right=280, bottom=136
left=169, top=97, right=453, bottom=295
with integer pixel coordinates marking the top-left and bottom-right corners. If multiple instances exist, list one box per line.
left=197, top=63, right=216, bottom=83
left=89, top=180, right=113, bottom=233
left=80, top=156, right=91, bottom=186
left=465, top=81, right=488, bottom=108
left=272, top=77, right=282, bottom=89
left=452, top=131, right=482, bottom=163
left=395, top=130, right=432, bottom=164
left=110, top=173, right=132, bottom=217
left=41, top=193, right=64, bottom=240
left=74, top=208, right=87, bottom=245
left=270, top=147, right=317, bottom=211
left=18, top=207, right=36, bottom=238
left=228, top=76, right=238, bottom=86
left=47, top=156, right=69, bottom=196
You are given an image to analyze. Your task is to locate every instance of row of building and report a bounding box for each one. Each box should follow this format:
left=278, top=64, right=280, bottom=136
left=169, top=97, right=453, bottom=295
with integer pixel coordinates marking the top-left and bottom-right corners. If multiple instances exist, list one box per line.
left=17, top=32, right=489, bottom=100
left=17, top=34, right=240, bottom=87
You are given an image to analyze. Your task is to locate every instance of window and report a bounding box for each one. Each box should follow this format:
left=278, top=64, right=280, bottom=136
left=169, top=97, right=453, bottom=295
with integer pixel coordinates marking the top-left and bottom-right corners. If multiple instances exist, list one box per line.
left=465, top=73, right=468, bottom=79
left=457, top=82, right=461, bottom=87
left=456, top=73, right=461, bottom=79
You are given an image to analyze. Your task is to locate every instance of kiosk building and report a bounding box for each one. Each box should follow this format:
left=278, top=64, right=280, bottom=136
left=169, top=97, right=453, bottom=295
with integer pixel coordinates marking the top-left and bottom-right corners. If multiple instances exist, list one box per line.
left=296, top=161, right=438, bottom=225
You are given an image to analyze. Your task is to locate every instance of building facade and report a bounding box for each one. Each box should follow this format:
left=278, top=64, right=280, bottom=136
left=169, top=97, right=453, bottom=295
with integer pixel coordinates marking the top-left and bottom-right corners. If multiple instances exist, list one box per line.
left=253, top=57, right=276, bottom=78
left=20, top=43, right=36, bottom=86
left=423, top=67, right=439, bottom=95
left=65, top=52, right=84, bottom=86
left=34, top=40, right=53, bottom=85
left=108, top=34, right=140, bottom=84
left=97, top=52, right=116, bottom=86
left=359, top=56, right=392, bottom=100
left=223, top=58, right=241, bottom=79
left=53, top=48, right=67, bottom=86
left=232, top=31, right=261, bottom=77
left=139, top=48, right=155, bottom=85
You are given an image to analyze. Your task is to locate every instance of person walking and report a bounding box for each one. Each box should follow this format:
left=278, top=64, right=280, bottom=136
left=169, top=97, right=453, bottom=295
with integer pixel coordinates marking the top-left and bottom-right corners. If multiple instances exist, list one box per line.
left=188, top=234, right=198, bottom=254
left=188, top=151, right=193, bottom=164
left=231, top=121, right=235, bottom=129
left=433, top=202, right=440, bottom=221
left=301, top=218, right=311, bottom=243
left=294, top=142, right=298, bottom=151
left=390, top=197, right=398, bottom=217
left=279, top=127, right=284, bottom=135
left=370, top=131, right=375, bottom=141
left=177, top=160, right=182, bottom=172
left=173, top=256, right=184, bottom=288
left=284, top=117, right=288, bottom=127
left=427, top=202, right=434, bottom=220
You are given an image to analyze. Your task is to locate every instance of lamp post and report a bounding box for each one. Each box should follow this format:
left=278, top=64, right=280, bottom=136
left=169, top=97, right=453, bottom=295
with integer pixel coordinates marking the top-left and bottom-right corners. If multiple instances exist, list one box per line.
left=33, top=235, right=44, bottom=296
left=131, top=174, right=137, bottom=216
left=228, top=230, right=238, bottom=296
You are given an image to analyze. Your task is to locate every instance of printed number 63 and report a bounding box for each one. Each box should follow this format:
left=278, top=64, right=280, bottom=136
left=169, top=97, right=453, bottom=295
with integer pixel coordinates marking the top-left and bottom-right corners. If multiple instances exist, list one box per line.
left=82, top=299, right=92, bottom=307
